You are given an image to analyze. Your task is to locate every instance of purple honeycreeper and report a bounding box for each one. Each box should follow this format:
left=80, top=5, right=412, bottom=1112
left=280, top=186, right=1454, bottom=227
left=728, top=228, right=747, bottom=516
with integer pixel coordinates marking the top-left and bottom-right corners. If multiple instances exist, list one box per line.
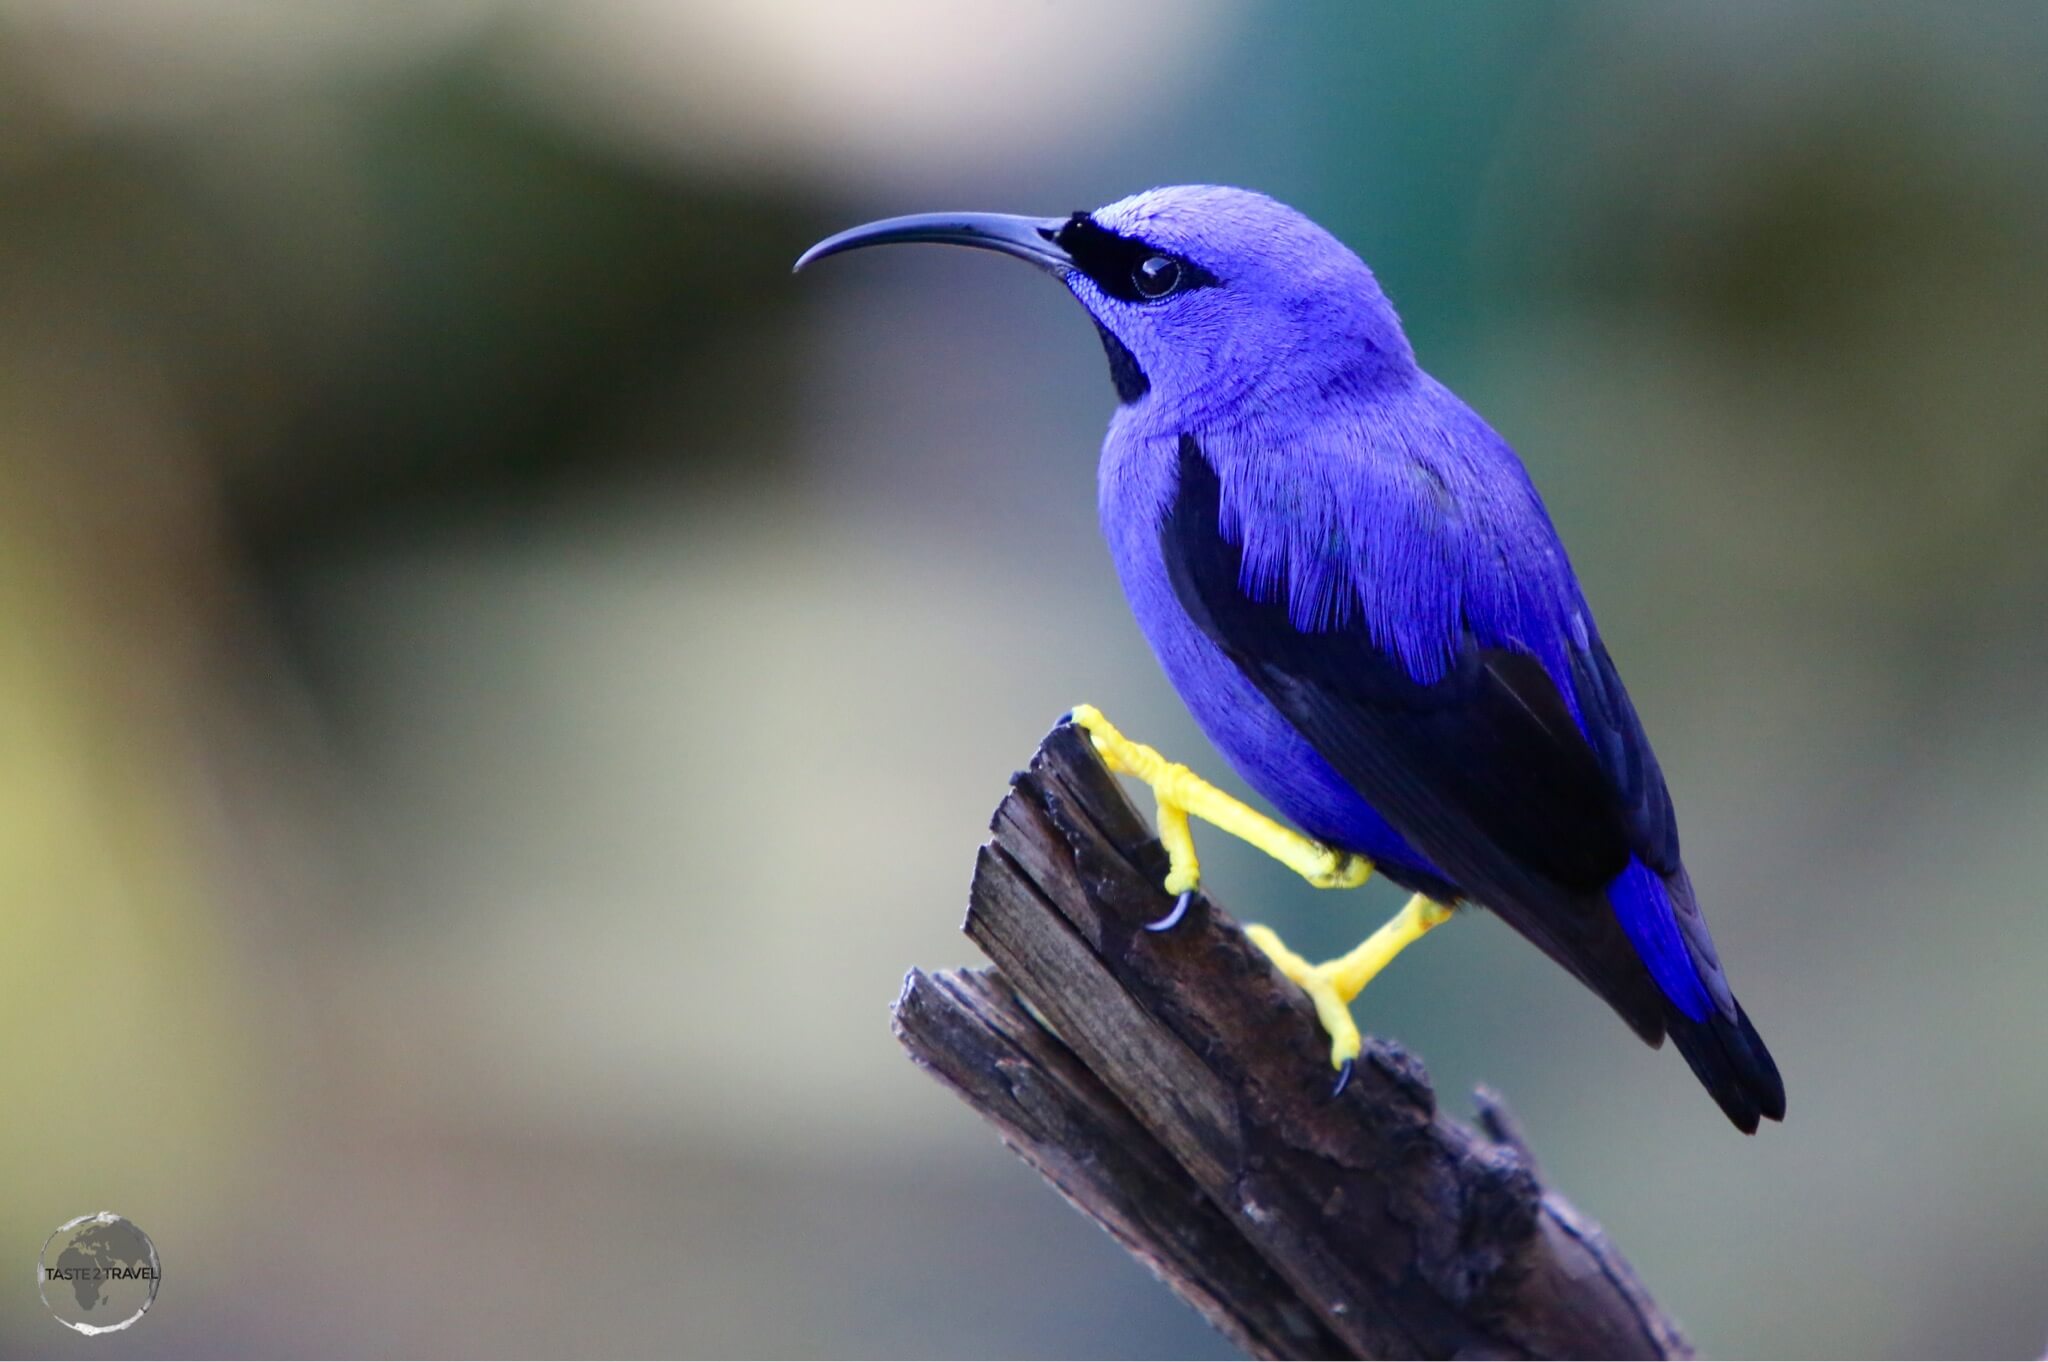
left=797, top=186, right=1784, bottom=1133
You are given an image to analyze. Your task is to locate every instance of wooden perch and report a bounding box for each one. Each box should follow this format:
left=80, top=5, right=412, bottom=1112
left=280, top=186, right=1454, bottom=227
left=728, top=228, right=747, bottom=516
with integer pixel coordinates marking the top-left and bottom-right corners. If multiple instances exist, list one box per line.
left=892, top=722, right=1691, bottom=1360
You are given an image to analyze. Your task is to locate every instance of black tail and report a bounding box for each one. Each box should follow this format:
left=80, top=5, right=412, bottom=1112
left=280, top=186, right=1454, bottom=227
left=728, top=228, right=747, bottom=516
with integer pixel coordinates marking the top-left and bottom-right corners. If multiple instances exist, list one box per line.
left=1667, top=997, right=1786, bottom=1134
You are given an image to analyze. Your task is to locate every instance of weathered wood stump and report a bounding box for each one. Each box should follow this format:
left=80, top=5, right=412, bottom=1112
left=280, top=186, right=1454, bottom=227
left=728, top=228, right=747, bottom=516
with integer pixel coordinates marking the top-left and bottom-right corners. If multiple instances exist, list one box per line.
left=893, top=721, right=1688, bottom=1360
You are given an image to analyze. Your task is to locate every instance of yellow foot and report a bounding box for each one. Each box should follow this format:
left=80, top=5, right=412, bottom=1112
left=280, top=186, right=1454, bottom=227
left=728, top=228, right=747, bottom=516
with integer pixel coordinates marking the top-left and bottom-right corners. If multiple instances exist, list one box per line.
left=1245, top=893, right=1455, bottom=1072
left=1066, top=703, right=1373, bottom=897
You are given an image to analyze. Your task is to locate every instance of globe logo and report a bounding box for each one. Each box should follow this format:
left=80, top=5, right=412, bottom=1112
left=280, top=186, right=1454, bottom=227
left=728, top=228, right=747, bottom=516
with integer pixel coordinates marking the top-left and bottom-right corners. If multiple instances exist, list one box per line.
left=37, top=1213, right=160, bottom=1335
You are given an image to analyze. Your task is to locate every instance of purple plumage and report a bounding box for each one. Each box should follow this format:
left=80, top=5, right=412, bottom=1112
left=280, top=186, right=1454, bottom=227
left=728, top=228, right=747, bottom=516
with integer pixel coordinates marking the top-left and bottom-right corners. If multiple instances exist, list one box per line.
left=797, top=185, right=1785, bottom=1132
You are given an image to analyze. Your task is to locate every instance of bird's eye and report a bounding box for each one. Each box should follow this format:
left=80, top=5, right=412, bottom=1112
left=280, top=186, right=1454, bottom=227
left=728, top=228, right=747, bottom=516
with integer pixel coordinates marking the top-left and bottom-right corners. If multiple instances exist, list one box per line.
left=1133, top=255, right=1182, bottom=299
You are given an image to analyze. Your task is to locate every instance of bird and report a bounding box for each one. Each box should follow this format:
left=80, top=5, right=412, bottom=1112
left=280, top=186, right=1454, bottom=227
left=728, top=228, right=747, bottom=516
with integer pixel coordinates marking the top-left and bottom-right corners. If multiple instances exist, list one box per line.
left=795, top=185, right=1785, bottom=1133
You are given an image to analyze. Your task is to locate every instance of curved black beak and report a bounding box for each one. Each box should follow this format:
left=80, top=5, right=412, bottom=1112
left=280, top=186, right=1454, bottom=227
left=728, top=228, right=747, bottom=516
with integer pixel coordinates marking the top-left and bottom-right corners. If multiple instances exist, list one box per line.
left=793, top=212, right=1072, bottom=275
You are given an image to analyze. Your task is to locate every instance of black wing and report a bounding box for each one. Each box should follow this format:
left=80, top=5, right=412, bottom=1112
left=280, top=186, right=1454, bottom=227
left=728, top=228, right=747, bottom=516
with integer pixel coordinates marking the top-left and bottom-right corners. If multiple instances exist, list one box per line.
left=1162, top=436, right=1675, bottom=1041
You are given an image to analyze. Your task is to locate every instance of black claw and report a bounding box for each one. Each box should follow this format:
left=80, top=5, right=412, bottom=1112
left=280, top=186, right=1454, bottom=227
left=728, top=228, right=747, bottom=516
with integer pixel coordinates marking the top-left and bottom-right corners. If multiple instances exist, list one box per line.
left=1331, top=1057, right=1355, bottom=1099
left=1144, top=890, right=1194, bottom=934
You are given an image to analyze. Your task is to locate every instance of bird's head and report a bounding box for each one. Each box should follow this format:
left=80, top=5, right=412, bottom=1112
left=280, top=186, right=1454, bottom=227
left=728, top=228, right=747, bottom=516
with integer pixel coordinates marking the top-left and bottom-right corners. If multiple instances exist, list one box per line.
left=796, top=185, right=1414, bottom=425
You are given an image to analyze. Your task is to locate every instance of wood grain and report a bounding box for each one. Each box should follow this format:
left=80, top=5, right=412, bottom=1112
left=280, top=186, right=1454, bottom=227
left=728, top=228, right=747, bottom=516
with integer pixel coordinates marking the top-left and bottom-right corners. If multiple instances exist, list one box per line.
left=892, top=721, right=1690, bottom=1360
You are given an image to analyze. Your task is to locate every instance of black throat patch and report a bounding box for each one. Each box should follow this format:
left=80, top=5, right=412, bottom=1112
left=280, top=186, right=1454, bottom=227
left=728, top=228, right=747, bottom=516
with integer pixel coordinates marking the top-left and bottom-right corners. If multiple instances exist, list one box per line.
left=1091, top=319, right=1149, bottom=403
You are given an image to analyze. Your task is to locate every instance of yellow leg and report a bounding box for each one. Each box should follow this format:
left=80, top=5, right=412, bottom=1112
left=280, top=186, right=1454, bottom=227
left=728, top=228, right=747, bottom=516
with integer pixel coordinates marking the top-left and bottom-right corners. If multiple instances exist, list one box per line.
left=1245, top=893, right=1455, bottom=1070
left=1067, top=704, right=1372, bottom=895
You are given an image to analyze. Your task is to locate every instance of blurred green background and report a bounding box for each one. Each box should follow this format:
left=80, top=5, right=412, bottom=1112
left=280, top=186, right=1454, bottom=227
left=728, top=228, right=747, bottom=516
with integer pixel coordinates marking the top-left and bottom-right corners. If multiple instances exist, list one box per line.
left=3, top=1, right=2046, bottom=1357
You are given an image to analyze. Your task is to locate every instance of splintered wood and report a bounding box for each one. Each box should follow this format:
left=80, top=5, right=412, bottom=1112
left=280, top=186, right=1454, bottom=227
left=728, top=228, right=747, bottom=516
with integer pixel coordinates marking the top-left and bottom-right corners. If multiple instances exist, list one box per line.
left=892, top=722, right=1688, bottom=1361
